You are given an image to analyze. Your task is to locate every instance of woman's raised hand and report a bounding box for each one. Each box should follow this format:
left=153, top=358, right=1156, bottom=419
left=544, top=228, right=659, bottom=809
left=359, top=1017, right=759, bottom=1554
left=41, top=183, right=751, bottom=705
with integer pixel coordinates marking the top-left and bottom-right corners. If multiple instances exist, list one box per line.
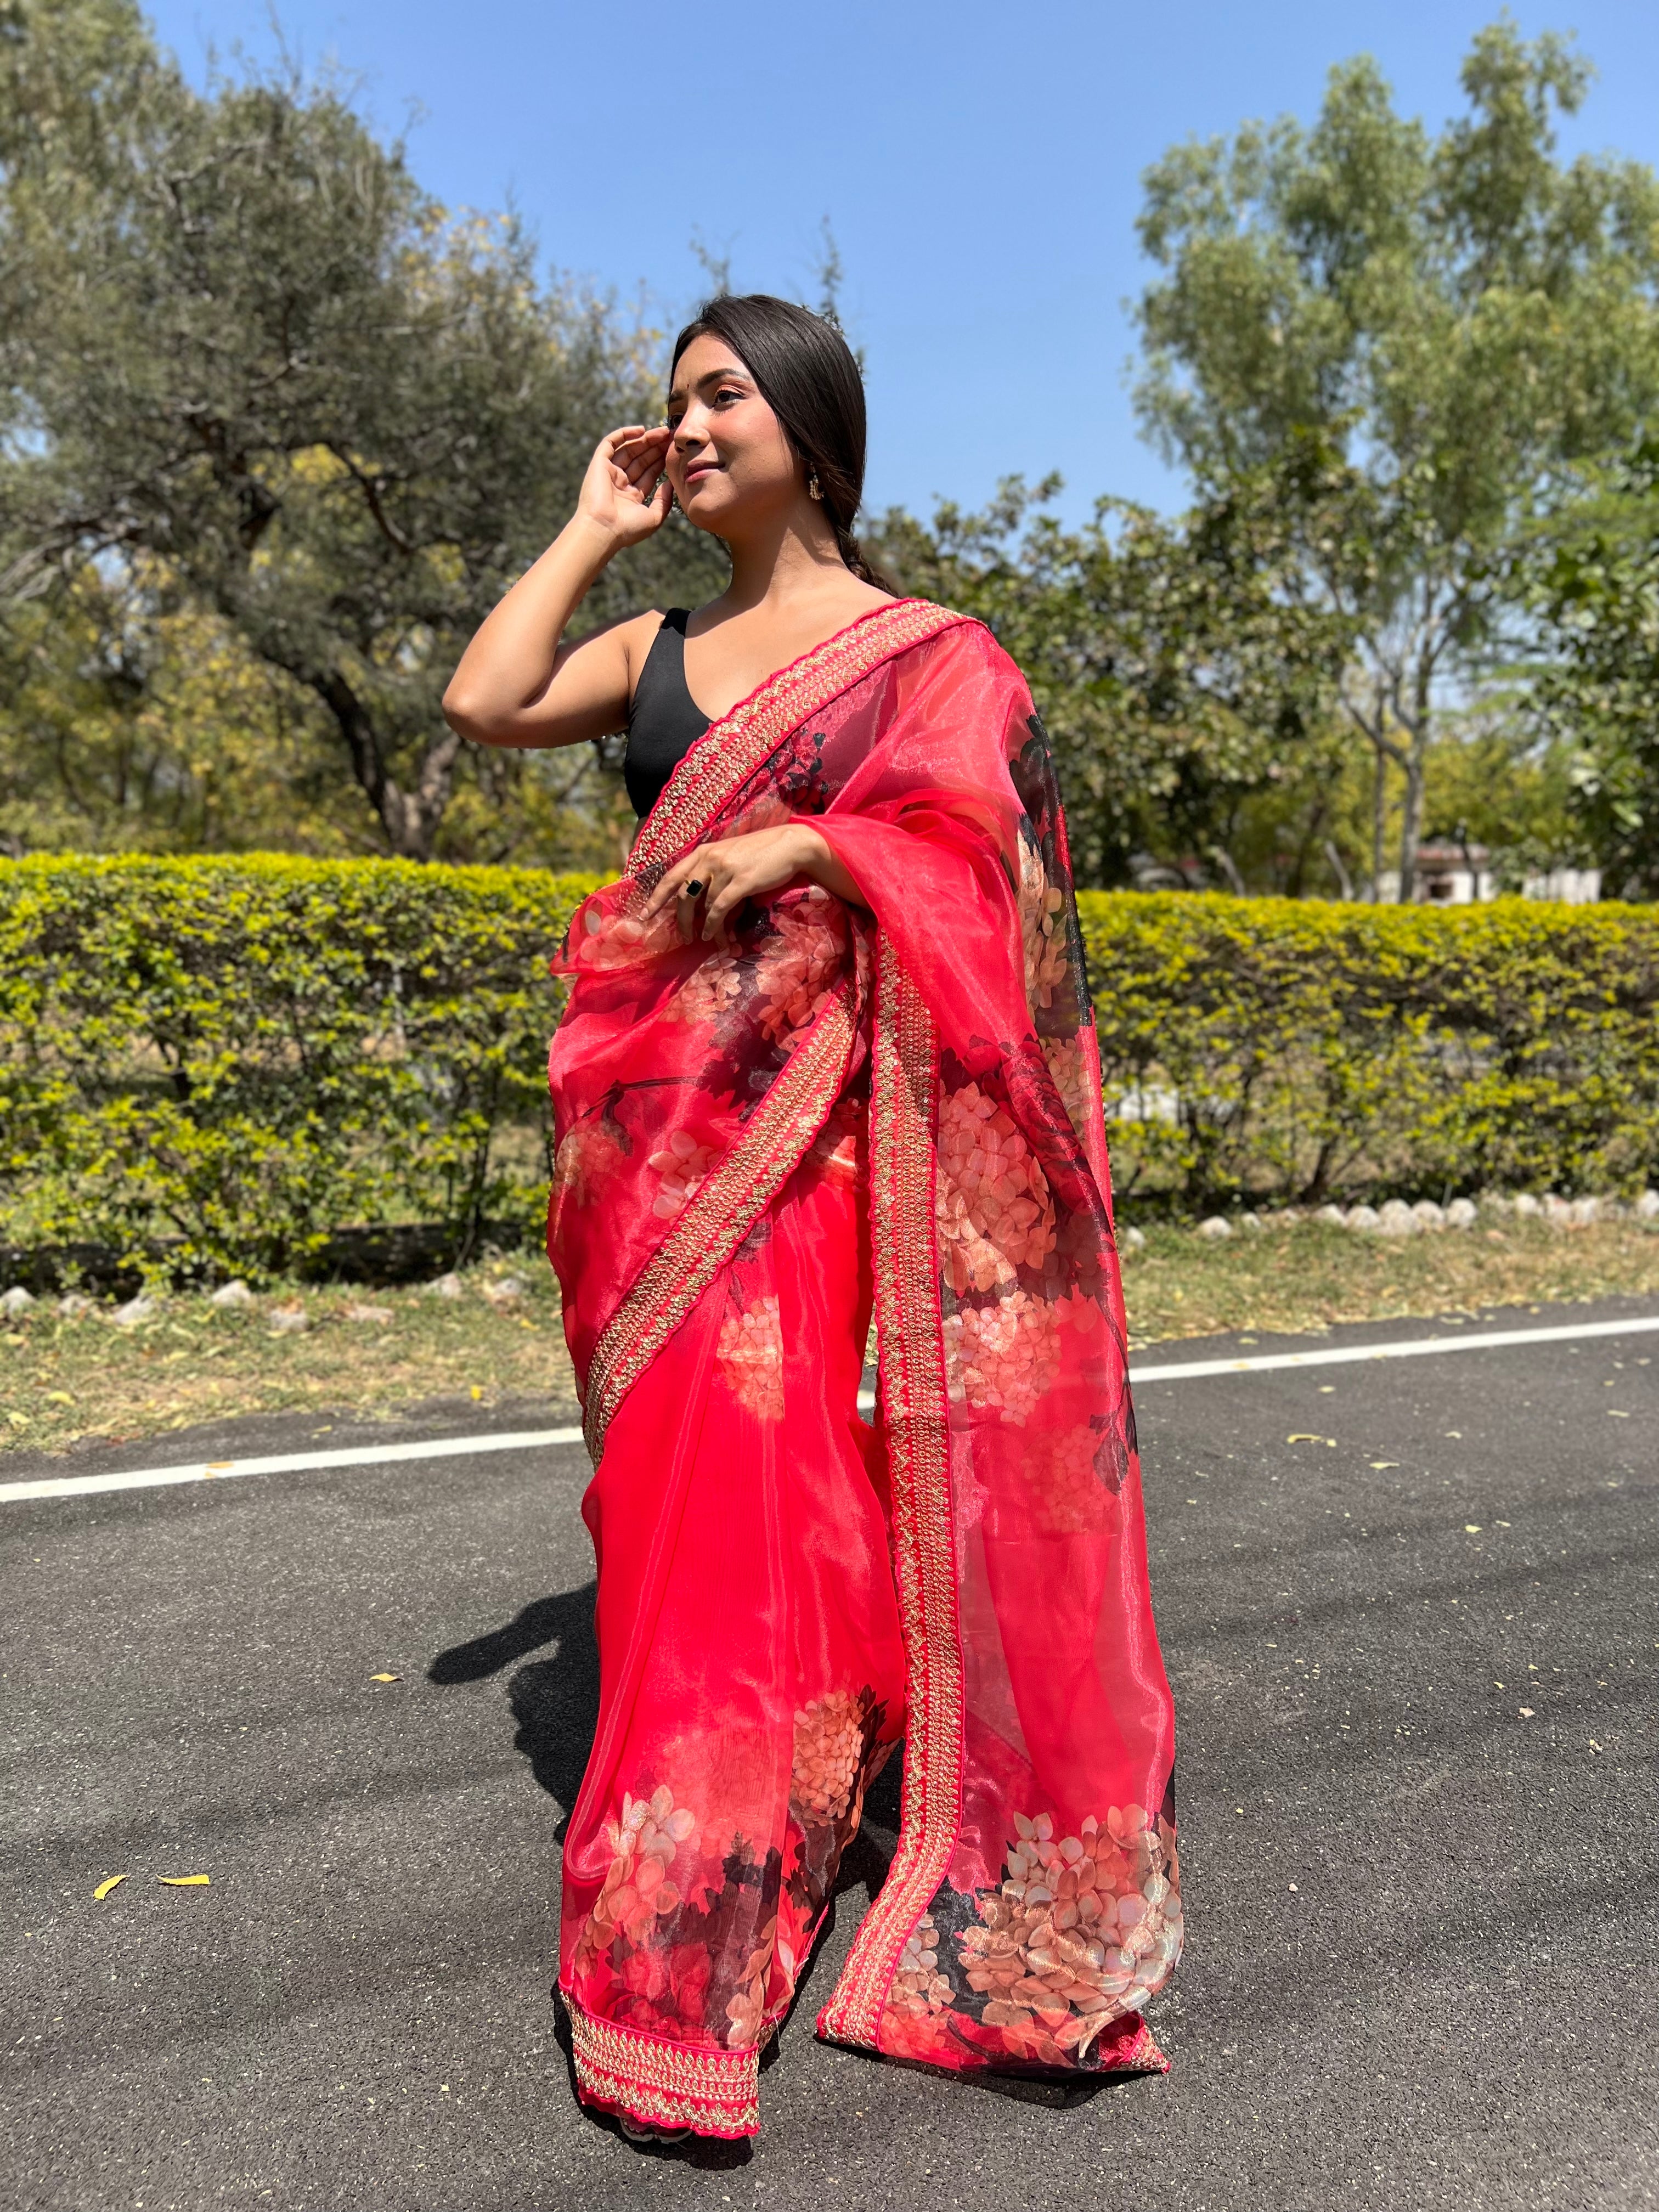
left=578, top=425, right=674, bottom=547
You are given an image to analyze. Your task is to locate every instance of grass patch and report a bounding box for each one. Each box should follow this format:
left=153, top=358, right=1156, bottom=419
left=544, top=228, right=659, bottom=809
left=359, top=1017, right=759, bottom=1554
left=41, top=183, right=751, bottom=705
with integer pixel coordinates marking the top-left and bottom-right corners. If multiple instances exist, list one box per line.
left=1120, top=1216, right=1659, bottom=1348
left=4, top=1220, right=1658, bottom=1457
left=1, top=1257, right=577, bottom=1457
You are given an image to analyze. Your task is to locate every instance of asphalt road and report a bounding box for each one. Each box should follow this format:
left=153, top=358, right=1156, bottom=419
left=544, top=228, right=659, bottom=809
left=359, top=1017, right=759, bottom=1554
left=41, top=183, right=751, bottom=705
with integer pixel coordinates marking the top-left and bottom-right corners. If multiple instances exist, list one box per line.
left=4, top=1296, right=1657, bottom=2212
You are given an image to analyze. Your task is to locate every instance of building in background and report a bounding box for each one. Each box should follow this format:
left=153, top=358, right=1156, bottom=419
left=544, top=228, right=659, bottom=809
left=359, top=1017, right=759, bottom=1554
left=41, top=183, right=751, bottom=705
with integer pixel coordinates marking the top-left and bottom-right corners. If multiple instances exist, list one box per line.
left=1373, top=842, right=1602, bottom=906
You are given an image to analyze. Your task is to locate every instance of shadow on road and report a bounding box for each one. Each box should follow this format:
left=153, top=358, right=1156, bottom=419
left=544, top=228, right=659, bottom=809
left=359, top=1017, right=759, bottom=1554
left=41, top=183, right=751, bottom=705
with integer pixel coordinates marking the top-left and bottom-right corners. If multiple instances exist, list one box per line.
left=428, top=1584, right=601, bottom=1838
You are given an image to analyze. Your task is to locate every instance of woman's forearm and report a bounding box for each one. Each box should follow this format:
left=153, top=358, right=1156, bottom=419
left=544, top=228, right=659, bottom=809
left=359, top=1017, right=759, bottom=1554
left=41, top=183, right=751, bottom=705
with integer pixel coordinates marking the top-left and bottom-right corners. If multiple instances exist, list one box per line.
left=791, top=825, right=867, bottom=910
left=442, top=514, right=619, bottom=740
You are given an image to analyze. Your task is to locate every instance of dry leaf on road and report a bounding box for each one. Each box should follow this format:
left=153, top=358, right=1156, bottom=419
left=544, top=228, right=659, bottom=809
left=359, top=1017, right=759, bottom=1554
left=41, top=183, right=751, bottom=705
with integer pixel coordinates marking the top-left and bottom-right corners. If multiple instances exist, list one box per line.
left=93, top=1874, right=127, bottom=1900
left=158, top=1875, right=211, bottom=1887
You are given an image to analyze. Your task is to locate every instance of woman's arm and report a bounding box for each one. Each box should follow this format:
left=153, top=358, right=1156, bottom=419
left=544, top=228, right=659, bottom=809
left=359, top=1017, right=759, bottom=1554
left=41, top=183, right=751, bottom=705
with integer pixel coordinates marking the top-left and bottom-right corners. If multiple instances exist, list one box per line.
left=442, top=426, right=673, bottom=751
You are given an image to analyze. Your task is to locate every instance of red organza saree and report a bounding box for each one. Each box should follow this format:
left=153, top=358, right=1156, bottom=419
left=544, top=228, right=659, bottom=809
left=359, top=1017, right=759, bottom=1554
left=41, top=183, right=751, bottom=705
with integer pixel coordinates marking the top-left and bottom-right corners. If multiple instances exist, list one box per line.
left=546, top=601, right=1181, bottom=2137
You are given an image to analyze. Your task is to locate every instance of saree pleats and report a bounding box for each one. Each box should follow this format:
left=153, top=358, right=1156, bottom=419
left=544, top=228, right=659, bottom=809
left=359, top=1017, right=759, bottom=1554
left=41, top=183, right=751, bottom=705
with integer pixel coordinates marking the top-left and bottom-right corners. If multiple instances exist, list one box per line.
left=547, top=601, right=1181, bottom=2136
left=559, top=1135, right=906, bottom=2136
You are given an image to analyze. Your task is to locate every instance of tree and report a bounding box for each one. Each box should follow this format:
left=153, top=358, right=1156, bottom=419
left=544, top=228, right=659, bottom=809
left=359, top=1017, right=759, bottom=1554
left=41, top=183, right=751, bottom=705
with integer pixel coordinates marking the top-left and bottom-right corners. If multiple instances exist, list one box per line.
left=1521, top=441, right=1659, bottom=896
left=1134, top=18, right=1659, bottom=898
left=0, top=0, right=725, bottom=859
left=873, top=466, right=1354, bottom=890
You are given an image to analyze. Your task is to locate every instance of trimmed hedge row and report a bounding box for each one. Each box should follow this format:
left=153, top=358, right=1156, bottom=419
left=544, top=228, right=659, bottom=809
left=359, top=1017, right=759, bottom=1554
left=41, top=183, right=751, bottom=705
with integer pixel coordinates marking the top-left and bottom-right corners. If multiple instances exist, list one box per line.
left=0, top=855, right=590, bottom=1278
left=2, top=857, right=1656, bottom=1277
left=1080, top=893, right=1659, bottom=1206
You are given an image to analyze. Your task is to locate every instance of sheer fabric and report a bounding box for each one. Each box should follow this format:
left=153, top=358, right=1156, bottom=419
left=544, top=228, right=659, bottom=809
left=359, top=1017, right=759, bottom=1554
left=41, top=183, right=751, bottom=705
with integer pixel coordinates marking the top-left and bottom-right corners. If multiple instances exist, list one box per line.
left=546, top=601, right=1181, bottom=2137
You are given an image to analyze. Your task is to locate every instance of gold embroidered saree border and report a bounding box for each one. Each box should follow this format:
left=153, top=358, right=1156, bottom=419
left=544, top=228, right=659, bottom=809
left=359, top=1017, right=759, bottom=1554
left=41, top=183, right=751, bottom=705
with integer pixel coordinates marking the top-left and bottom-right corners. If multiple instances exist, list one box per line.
left=567, top=1999, right=762, bottom=2138
left=580, top=979, right=859, bottom=1462
left=628, top=600, right=971, bottom=878
left=816, top=940, right=965, bottom=2051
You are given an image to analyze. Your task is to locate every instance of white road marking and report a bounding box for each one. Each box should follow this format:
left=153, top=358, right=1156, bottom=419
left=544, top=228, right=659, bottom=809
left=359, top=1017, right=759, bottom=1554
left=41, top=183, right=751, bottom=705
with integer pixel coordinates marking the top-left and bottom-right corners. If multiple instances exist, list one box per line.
left=0, top=1426, right=587, bottom=1505
left=2, top=1313, right=1652, bottom=1506
left=1131, top=1313, right=1659, bottom=1383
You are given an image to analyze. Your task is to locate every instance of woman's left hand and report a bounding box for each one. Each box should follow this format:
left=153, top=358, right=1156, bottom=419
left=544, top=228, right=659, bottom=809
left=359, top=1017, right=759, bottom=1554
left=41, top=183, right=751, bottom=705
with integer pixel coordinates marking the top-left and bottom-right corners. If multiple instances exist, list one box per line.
left=644, top=824, right=832, bottom=944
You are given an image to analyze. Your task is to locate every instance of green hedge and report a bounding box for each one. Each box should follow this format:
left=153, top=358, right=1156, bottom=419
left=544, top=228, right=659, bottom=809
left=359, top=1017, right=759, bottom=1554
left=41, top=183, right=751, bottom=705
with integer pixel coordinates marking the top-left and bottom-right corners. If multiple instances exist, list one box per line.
left=2, top=859, right=1656, bottom=1280
left=1079, top=892, right=1659, bottom=1206
left=0, top=855, right=592, bottom=1279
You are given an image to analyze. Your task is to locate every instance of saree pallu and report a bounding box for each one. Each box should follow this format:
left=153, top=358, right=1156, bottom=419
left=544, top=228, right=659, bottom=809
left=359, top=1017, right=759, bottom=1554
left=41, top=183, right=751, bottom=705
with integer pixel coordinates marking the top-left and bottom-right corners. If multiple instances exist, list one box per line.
left=546, top=600, right=1181, bottom=2137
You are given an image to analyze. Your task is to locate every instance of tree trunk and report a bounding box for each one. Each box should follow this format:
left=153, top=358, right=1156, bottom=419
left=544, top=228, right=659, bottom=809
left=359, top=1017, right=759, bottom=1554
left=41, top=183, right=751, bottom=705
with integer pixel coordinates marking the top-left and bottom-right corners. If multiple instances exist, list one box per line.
left=1370, top=746, right=1388, bottom=901
left=316, top=670, right=459, bottom=860
left=1395, top=727, right=1430, bottom=904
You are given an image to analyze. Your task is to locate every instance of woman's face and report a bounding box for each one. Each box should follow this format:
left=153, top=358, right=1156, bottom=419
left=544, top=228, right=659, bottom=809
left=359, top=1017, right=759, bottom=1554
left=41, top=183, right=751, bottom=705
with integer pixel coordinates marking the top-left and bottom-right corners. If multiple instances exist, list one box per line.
left=664, top=334, right=805, bottom=535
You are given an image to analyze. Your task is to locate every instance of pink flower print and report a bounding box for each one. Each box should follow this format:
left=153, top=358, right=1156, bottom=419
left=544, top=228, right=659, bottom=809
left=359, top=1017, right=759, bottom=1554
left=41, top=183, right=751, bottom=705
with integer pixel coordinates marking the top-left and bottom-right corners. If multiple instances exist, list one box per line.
left=672, top=949, right=746, bottom=1025
left=1018, top=845, right=1070, bottom=1012
left=941, top=1288, right=1062, bottom=1425
left=789, top=1690, right=870, bottom=1827
left=573, top=895, right=676, bottom=973
left=753, top=889, right=848, bottom=1045
left=889, top=1912, right=953, bottom=2017
left=646, top=1128, right=718, bottom=1220
left=1025, top=1423, right=1113, bottom=1531
left=550, top=1119, right=622, bottom=1211
left=724, top=1918, right=778, bottom=2049
left=1042, top=1034, right=1092, bottom=1144
left=574, top=1781, right=698, bottom=1971
left=935, top=1083, right=1057, bottom=1294
left=958, top=1804, right=1183, bottom=2059
left=716, top=1293, right=785, bottom=1421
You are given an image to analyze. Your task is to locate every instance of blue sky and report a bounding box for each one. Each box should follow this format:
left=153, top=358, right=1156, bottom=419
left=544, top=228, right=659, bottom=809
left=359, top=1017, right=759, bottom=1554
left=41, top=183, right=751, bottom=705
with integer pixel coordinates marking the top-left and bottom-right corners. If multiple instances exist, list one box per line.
left=144, top=1, right=1659, bottom=528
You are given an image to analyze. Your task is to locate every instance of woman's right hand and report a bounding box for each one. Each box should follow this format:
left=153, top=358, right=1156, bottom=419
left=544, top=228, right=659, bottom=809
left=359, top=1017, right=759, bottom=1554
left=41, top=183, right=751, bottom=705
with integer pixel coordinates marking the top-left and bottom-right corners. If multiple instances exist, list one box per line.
left=578, top=425, right=674, bottom=548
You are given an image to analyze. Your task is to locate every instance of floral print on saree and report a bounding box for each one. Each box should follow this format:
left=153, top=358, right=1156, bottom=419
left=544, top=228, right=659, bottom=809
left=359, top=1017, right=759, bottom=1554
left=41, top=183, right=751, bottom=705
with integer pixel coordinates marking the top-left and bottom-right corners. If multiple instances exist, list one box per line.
left=546, top=600, right=1181, bottom=2136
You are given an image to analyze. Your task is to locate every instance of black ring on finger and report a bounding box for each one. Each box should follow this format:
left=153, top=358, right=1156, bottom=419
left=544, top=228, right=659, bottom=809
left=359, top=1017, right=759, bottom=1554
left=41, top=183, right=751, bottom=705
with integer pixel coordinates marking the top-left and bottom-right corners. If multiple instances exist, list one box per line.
left=682, top=878, right=706, bottom=898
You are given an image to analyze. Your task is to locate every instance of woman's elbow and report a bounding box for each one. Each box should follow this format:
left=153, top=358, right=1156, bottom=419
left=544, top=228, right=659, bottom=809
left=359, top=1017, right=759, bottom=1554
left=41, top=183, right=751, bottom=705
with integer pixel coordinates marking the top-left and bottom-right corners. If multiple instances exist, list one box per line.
left=441, top=682, right=501, bottom=746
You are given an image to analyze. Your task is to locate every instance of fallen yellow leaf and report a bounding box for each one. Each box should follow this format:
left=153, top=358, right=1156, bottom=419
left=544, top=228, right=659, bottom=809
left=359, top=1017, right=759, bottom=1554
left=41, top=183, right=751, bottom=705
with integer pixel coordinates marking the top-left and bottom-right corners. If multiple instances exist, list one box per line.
left=158, top=1875, right=210, bottom=1887
left=369, top=1672, right=401, bottom=1683
left=1464, top=1525, right=1482, bottom=1534
left=469, top=1385, right=483, bottom=1401
left=1286, top=1434, right=1335, bottom=1446
left=46, top=1391, right=75, bottom=1407
left=93, top=1874, right=127, bottom=1900
left=1370, top=1461, right=1400, bottom=1470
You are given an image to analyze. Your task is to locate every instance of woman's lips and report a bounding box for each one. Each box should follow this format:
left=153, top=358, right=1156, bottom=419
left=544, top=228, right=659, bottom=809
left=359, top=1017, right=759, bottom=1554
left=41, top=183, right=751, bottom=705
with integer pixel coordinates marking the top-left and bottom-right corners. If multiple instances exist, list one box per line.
left=683, top=462, right=722, bottom=485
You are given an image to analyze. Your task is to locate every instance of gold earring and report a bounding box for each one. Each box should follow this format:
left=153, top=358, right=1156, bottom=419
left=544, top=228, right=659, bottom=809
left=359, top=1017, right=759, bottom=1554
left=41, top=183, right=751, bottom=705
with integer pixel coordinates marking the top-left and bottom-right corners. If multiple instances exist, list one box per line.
left=808, top=472, right=823, bottom=501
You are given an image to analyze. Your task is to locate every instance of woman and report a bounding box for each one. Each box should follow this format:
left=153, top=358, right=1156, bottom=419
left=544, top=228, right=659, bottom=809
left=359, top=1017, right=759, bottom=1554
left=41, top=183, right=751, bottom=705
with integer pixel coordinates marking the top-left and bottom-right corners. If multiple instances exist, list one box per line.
left=443, top=295, right=1181, bottom=2141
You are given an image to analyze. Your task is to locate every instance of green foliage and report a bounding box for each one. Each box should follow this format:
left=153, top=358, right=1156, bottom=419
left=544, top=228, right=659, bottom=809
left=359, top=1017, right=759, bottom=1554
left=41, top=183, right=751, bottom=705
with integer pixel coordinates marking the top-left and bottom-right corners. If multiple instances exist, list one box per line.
left=0, top=853, right=593, bottom=1276
left=0, top=0, right=725, bottom=860
left=1133, top=19, right=1659, bottom=894
left=874, top=472, right=1355, bottom=890
left=4, top=861, right=1656, bottom=1277
left=1521, top=440, right=1659, bottom=896
left=1080, top=890, right=1659, bottom=1207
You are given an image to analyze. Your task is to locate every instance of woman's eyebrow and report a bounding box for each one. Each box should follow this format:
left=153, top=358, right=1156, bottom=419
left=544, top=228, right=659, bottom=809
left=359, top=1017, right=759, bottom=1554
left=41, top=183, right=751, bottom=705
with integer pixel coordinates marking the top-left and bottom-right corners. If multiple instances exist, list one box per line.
left=668, top=366, right=749, bottom=405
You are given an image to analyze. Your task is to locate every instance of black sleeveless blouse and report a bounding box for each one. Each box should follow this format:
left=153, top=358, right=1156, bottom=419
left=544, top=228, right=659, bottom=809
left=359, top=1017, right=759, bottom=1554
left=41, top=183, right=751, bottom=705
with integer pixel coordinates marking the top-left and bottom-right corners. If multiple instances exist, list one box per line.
left=624, top=608, right=710, bottom=820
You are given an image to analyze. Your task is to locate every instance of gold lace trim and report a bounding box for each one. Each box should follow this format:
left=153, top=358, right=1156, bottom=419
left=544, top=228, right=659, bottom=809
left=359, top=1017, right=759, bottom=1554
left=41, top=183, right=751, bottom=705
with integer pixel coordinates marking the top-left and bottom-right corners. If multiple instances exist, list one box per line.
left=817, top=940, right=964, bottom=2049
left=582, top=979, right=859, bottom=1460
left=628, top=600, right=970, bottom=878
left=567, top=1999, right=762, bottom=2137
